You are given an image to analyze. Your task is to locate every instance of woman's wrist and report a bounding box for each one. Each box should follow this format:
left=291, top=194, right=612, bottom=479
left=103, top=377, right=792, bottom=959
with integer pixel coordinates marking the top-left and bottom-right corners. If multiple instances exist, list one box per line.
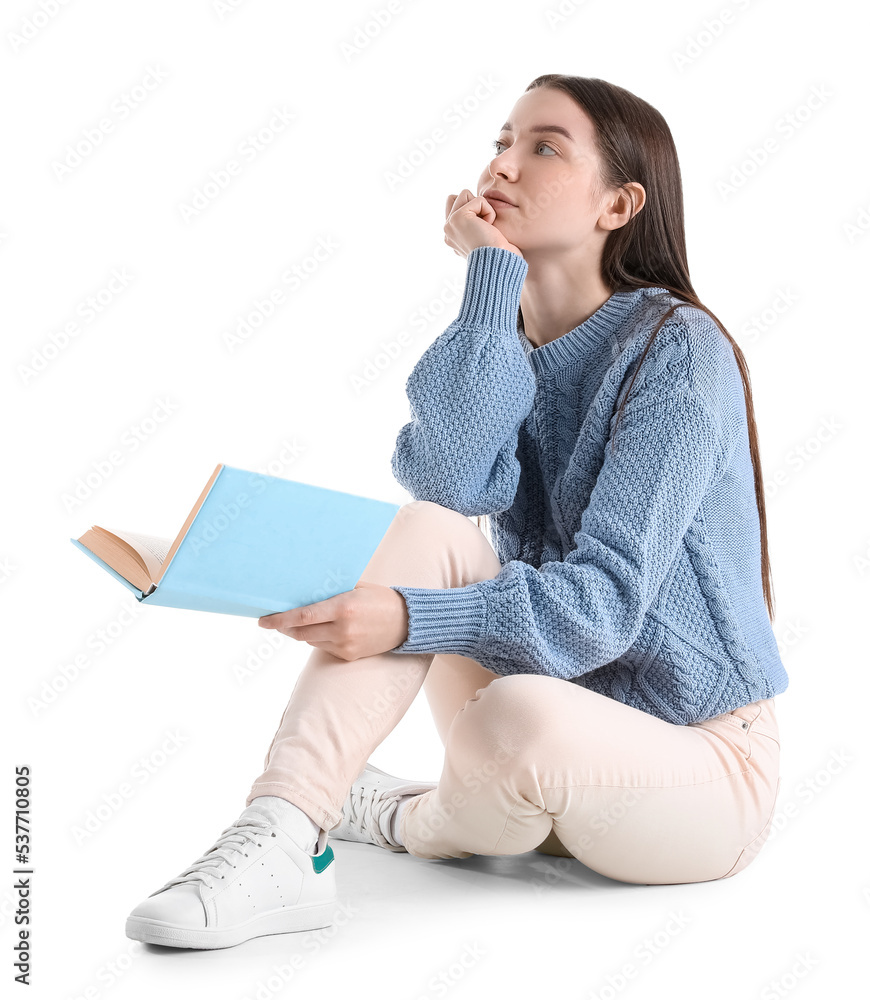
left=455, top=246, right=528, bottom=332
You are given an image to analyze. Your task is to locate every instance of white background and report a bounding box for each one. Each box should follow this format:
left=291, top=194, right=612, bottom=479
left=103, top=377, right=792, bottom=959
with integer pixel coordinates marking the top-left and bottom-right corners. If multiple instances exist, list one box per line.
left=3, top=0, right=869, bottom=997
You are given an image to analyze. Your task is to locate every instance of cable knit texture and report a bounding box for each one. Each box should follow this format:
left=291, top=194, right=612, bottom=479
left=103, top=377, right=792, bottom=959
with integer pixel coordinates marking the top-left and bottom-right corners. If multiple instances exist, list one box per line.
left=389, top=245, right=788, bottom=725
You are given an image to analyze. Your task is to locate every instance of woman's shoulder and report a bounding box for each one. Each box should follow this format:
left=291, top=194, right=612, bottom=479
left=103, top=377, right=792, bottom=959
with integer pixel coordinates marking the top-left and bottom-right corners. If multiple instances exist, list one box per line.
left=621, top=289, right=740, bottom=404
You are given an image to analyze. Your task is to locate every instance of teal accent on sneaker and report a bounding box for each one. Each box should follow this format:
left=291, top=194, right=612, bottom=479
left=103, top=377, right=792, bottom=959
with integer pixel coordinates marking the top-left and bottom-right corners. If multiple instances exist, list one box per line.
left=312, top=843, right=335, bottom=874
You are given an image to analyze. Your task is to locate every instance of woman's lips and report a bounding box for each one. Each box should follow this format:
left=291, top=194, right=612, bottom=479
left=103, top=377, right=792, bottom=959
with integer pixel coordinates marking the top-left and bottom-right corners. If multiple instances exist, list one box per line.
left=482, top=189, right=518, bottom=208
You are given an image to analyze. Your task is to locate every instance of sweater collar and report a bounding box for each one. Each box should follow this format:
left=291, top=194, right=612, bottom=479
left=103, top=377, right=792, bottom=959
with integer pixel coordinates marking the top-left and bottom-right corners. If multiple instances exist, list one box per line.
left=517, top=285, right=671, bottom=375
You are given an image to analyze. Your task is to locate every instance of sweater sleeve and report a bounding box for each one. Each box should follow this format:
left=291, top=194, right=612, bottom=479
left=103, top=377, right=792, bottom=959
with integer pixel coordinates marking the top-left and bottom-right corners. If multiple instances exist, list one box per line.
left=390, top=245, right=538, bottom=517
left=388, top=382, right=727, bottom=679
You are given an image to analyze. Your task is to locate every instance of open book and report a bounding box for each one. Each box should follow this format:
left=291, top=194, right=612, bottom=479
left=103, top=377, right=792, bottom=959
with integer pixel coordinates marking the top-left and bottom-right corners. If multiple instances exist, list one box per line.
left=71, top=463, right=401, bottom=617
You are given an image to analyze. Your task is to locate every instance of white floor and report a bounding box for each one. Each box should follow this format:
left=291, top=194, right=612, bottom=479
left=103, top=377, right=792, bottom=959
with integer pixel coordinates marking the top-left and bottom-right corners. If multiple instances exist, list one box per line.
left=13, top=657, right=866, bottom=1000
left=35, top=809, right=862, bottom=1000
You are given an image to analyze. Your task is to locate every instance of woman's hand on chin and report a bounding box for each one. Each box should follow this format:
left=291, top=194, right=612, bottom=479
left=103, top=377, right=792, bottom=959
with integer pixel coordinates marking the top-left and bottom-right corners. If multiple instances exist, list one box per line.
left=444, top=189, right=524, bottom=259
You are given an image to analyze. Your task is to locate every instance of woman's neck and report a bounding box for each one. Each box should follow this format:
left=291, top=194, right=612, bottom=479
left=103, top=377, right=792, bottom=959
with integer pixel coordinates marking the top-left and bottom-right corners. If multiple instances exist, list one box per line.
left=518, top=253, right=613, bottom=348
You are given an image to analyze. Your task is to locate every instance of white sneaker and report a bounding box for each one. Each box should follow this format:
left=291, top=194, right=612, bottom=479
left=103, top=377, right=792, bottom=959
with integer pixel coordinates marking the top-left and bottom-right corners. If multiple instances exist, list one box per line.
left=125, top=803, right=338, bottom=949
left=330, top=763, right=437, bottom=853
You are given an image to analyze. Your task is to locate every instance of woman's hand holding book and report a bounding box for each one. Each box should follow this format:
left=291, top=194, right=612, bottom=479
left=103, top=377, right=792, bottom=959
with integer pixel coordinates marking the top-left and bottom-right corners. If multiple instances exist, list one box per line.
left=258, top=580, right=410, bottom=661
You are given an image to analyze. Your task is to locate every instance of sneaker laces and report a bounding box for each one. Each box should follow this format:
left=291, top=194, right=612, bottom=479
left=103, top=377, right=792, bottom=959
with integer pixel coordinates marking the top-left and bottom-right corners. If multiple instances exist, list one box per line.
left=345, top=785, right=398, bottom=850
left=156, top=816, right=276, bottom=893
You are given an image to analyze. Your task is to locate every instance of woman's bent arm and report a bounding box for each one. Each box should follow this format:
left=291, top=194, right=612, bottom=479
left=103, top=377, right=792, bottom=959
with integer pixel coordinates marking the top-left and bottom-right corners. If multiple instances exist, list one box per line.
left=391, top=378, right=727, bottom=680
left=391, top=246, right=537, bottom=517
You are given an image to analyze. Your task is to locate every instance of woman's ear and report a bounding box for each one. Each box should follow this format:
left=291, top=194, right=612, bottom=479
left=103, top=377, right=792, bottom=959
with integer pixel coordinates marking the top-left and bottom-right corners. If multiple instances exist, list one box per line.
left=600, top=181, right=646, bottom=231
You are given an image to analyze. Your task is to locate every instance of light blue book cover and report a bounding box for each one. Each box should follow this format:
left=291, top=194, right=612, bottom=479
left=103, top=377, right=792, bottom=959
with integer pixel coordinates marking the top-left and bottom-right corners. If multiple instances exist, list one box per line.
left=71, top=464, right=402, bottom=617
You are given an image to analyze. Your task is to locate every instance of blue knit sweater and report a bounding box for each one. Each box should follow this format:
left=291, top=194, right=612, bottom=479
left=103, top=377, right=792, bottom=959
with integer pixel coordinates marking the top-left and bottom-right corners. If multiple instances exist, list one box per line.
left=388, top=245, right=788, bottom=725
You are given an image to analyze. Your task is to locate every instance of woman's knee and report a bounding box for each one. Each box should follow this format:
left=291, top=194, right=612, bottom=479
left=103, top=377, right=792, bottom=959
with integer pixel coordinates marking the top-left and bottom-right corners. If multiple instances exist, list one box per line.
left=453, top=674, right=570, bottom=757
left=398, top=499, right=464, bottom=517
left=395, top=500, right=480, bottom=534
left=391, top=500, right=501, bottom=579
left=390, top=500, right=485, bottom=548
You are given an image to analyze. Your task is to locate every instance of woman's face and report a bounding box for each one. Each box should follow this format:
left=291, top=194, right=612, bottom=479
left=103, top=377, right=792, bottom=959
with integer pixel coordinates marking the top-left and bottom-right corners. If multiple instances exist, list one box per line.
left=476, top=87, right=610, bottom=256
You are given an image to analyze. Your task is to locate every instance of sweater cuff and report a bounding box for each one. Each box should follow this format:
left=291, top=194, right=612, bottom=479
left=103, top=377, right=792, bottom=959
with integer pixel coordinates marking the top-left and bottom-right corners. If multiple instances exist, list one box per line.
left=389, top=584, right=487, bottom=656
left=455, top=246, right=528, bottom=332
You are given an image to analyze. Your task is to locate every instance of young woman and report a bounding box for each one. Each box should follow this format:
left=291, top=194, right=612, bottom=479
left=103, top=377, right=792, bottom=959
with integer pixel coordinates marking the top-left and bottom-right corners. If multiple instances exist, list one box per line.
left=126, top=74, right=788, bottom=950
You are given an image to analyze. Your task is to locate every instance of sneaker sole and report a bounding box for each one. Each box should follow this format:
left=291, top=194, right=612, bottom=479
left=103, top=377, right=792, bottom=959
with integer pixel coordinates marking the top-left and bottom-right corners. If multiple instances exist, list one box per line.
left=125, top=899, right=339, bottom=950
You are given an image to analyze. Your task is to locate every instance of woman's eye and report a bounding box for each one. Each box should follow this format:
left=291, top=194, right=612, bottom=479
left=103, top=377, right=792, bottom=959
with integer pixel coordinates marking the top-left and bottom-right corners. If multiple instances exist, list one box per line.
left=491, top=139, right=556, bottom=155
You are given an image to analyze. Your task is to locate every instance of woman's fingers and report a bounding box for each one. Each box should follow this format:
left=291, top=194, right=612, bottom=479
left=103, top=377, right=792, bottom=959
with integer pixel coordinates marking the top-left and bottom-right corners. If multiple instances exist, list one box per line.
left=443, top=187, right=524, bottom=260
left=476, top=195, right=496, bottom=225
left=446, top=189, right=478, bottom=221
left=259, top=594, right=342, bottom=631
left=276, top=623, right=333, bottom=642
left=444, top=189, right=497, bottom=258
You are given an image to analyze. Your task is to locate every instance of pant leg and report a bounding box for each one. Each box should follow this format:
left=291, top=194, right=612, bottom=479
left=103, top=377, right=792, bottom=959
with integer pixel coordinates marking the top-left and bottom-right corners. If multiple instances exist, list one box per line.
left=400, top=675, right=781, bottom=885
left=423, top=653, right=572, bottom=856
left=245, top=500, right=503, bottom=832
left=423, top=653, right=500, bottom=747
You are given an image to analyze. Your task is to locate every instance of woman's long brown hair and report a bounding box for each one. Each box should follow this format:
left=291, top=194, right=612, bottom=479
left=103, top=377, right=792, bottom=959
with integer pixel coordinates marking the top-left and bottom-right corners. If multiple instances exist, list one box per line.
left=497, top=74, right=776, bottom=622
